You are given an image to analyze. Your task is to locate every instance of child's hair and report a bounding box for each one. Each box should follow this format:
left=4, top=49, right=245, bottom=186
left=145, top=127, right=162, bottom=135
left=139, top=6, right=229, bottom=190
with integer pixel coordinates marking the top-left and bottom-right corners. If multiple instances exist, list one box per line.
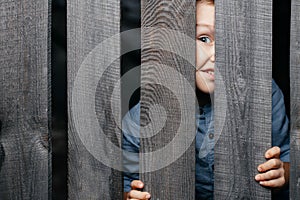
left=197, top=0, right=214, bottom=5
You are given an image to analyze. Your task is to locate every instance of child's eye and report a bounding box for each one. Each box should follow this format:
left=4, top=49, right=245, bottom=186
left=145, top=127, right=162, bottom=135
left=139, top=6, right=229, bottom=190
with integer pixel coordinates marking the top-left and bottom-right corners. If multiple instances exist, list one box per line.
left=198, top=36, right=212, bottom=43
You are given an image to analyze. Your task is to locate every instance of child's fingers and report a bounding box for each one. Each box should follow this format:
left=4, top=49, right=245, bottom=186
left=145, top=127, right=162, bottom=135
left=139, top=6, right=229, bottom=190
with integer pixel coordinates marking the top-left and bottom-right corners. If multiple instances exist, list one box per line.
left=257, top=158, right=282, bottom=172
left=258, top=177, right=285, bottom=188
left=131, top=180, right=144, bottom=190
left=255, top=169, right=283, bottom=181
left=265, top=146, right=280, bottom=159
left=128, top=190, right=151, bottom=200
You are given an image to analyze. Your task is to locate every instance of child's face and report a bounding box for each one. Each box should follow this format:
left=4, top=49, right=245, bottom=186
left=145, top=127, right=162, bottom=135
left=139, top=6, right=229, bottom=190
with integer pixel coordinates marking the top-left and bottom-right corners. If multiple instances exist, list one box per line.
left=196, top=2, right=215, bottom=94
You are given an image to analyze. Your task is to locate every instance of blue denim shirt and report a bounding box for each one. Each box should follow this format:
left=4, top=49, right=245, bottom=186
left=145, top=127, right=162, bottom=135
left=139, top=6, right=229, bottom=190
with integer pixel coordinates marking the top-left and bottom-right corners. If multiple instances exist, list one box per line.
left=122, top=80, right=290, bottom=199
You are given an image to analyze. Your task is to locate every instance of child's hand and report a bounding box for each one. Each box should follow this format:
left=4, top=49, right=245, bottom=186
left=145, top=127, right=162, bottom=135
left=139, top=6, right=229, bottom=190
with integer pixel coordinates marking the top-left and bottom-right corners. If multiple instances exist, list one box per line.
left=125, top=180, right=151, bottom=200
left=255, top=146, right=286, bottom=188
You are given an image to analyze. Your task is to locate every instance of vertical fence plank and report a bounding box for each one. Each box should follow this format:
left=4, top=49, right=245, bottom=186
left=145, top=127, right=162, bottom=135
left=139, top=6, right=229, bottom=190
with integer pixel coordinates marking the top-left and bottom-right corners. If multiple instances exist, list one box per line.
left=67, top=0, right=123, bottom=199
left=140, top=0, right=195, bottom=199
left=0, top=0, right=51, bottom=199
left=214, top=1, right=272, bottom=199
left=290, top=0, right=300, bottom=199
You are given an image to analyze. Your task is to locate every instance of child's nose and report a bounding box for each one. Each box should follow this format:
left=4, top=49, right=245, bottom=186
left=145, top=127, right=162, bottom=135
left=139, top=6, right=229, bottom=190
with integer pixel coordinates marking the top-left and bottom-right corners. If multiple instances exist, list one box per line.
left=210, top=54, right=215, bottom=62
left=210, top=45, right=215, bottom=62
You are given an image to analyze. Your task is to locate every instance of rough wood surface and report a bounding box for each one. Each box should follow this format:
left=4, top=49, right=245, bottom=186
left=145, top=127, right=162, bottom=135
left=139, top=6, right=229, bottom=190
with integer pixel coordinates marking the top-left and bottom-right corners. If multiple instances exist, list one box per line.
left=214, top=1, right=272, bottom=199
left=0, top=0, right=51, bottom=199
left=67, top=0, right=122, bottom=199
left=140, top=0, right=196, bottom=199
left=290, top=0, right=300, bottom=199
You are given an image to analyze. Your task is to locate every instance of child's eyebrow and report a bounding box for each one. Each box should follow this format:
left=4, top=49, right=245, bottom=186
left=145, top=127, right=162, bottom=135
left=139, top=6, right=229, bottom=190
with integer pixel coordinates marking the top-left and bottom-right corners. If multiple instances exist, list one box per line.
left=196, top=23, right=214, bottom=28
left=196, top=24, right=215, bottom=32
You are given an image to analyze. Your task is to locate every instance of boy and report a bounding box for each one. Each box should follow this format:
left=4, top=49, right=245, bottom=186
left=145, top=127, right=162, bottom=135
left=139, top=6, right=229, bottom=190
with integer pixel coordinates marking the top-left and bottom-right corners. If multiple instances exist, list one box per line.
left=123, top=0, right=290, bottom=199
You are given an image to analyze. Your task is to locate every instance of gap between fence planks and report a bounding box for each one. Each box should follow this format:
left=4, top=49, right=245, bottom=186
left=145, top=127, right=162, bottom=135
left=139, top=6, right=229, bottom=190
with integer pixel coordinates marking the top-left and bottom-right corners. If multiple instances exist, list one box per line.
left=214, top=1, right=272, bottom=199
left=290, top=0, right=300, bottom=199
left=67, top=0, right=123, bottom=199
left=0, top=0, right=51, bottom=199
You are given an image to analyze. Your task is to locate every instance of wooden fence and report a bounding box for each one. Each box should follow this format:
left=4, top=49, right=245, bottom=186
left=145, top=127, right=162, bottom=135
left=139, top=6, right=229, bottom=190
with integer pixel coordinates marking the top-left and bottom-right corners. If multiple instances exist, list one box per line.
left=215, top=1, right=273, bottom=199
left=0, top=0, right=299, bottom=199
left=0, top=0, right=50, bottom=199
left=290, top=1, right=300, bottom=200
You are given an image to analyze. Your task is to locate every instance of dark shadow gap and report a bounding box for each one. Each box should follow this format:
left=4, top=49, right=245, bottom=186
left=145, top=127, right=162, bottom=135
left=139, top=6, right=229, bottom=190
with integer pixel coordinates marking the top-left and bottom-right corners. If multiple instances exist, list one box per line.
left=120, top=0, right=141, bottom=116
left=51, top=0, right=68, bottom=199
left=272, top=0, right=291, bottom=199
left=272, top=0, right=291, bottom=119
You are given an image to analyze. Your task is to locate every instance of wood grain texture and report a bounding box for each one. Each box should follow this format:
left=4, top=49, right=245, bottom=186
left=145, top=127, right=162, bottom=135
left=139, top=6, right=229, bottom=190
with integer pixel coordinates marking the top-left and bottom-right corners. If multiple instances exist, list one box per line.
left=140, top=0, right=196, bottom=199
left=214, top=1, right=272, bottom=199
left=67, top=0, right=122, bottom=199
left=0, top=0, right=51, bottom=199
left=290, top=0, right=300, bottom=199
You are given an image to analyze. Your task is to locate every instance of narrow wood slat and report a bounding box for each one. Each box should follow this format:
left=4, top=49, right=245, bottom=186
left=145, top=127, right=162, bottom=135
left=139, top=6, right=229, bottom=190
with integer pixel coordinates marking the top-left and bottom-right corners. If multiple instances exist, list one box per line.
left=214, top=1, right=272, bottom=199
left=290, top=0, right=300, bottom=199
left=0, top=0, right=51, bottom=199
left=140, top=0, right=196, bottom=199
left=67, top=0, right=122, bottom=199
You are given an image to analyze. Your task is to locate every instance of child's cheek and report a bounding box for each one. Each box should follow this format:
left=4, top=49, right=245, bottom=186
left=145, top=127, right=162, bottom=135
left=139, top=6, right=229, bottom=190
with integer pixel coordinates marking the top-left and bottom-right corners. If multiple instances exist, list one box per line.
left=196, top=43, right=210, bottom=70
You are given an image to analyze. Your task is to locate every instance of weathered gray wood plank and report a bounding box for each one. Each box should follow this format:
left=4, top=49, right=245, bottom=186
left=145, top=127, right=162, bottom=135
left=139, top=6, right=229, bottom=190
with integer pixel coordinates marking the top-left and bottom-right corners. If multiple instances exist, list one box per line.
left=290, top=0, right=300, bottom=199
left=67, top=0, right=122, bottom=199
left=140, top=0, right=196, bottom=199
left=214, top=1, right=272, bottom=199
left=0, top=0, right=51, bottom=199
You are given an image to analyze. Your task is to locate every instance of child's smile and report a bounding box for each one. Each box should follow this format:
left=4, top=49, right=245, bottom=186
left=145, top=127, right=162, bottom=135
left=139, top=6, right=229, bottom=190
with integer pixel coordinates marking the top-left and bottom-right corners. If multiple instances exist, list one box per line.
left=199, top=67, right=215, bottom=81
